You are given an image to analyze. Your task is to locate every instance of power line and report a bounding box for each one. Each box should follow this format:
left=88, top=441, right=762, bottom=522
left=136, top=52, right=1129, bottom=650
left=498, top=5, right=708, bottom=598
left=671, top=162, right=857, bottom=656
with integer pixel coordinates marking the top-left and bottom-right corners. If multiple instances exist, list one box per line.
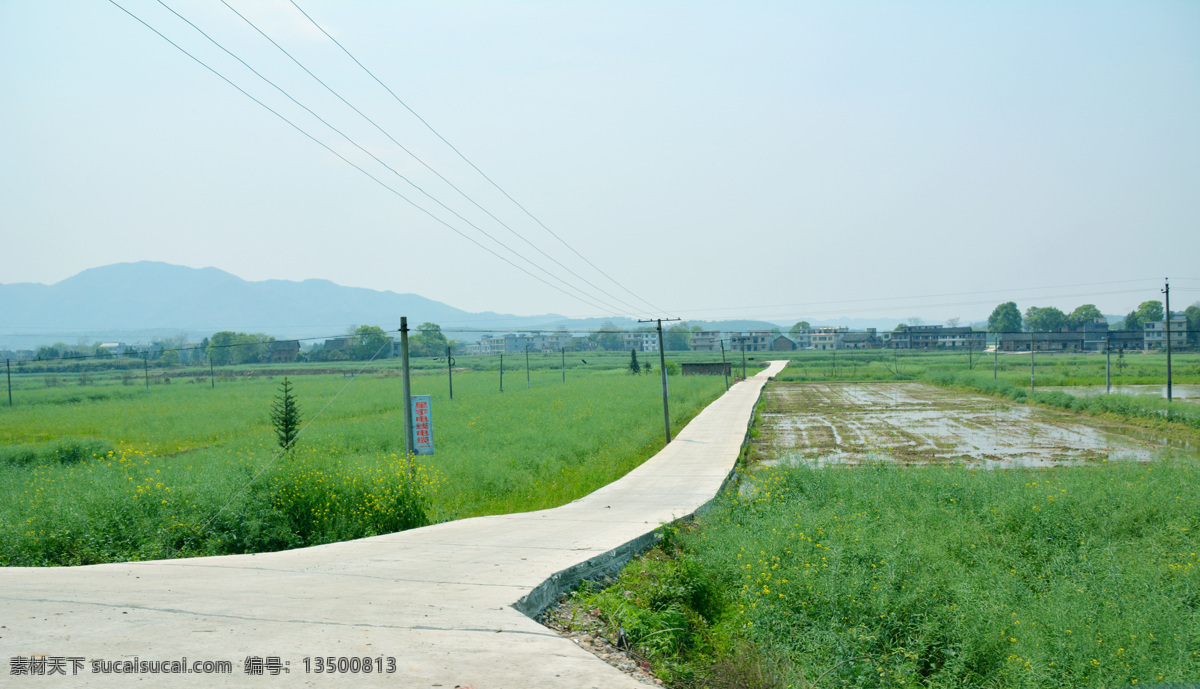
left=287, top=0, right=667, bottom=317
left=219, top=0, right=653, bottom=319
left=153, top=0, right=637, bottom=319
left=108, top=0, right=621, bottom=317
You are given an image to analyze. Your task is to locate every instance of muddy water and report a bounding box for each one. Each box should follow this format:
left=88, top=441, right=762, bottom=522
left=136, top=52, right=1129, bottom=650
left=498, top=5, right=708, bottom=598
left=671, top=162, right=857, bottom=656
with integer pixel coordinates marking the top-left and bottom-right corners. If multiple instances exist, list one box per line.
left=1052, top=384, right=1200, bottom=402
left=755, top=382, right=1162, bottom=469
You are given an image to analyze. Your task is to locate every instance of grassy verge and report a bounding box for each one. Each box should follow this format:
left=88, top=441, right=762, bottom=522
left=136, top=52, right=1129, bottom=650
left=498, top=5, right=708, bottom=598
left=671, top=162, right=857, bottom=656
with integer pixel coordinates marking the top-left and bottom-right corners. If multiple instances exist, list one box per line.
left=922, top=370, right=1200, bottom=434
left=572, top=460, right=1200, bottom=688
left=0, top=368, right=725, bottom=565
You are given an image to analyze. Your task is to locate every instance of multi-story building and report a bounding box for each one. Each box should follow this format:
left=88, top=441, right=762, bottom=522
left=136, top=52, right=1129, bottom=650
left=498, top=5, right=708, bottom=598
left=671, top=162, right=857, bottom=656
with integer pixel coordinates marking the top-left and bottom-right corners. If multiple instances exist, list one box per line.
left=730, top=330, right=774, bottom=352
left=1144, top=314, right=1187, bottom=349
left=806, top=327, right=847, bottom=350
left=479, top=336, right=506, bottom=355
left=888, top=325, right=986, bottom=350
left=689, top=330, right=722, bottom=352
left=623, top=331, right=660, bottom=352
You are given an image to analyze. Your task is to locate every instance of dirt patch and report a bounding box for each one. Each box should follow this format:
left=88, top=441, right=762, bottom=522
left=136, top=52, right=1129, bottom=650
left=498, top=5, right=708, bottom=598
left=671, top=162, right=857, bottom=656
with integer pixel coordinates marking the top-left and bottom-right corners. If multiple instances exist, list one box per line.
left=542, top=593, right=664, bottom=685
left=751, top=382, right=1161, bottom=469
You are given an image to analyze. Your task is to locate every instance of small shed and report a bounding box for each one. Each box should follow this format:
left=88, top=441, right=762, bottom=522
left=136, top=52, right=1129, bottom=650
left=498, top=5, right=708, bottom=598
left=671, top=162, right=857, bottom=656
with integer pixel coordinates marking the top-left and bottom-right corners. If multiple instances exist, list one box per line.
left=270, top=340, right=300, bottom=363
left=772, top=336, right=796, bottom=351
left=682, top=362, right=733, bottom=376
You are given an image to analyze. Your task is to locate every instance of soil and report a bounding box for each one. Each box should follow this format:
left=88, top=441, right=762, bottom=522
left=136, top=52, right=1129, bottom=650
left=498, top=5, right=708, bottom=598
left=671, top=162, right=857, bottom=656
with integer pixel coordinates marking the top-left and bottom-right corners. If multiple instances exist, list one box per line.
left=542, top=591, right=664, bottom=686
left=749, top=381, right=1162, bottom=469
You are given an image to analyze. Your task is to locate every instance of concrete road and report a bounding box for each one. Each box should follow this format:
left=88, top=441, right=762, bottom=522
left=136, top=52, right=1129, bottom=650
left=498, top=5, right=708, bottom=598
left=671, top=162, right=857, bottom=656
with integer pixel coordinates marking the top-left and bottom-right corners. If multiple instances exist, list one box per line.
left=1, top=361, right=787, bottom=688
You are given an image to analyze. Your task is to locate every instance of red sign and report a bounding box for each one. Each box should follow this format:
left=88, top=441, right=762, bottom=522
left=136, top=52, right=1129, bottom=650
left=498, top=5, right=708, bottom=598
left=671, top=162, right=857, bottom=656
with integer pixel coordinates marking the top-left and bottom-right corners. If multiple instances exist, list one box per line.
left=411, top=395, right=434, bottom=455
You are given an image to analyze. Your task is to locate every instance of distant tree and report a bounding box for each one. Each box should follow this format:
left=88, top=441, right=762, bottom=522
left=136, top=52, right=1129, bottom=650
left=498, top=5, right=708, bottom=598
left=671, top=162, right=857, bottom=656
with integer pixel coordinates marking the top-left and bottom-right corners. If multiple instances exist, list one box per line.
left=1023, top=306, right=1067, bottom=333
left=987, top=302, right=1022, bottom=333
left=906, top=317, right=924, bottom=327
left=643, top=358, right=652, bottom=374
left=894, top=323, right=907, bottom=331
left=691, top=325, right=703, bottom=332
left=1186, top=304, right=1200, bottom=345
left=945, top=317, right=962, bottom=327
left=409, top=323, right=448, bottom=358
left=665, top=324, right=691, bottom=351
left=159, top=349, right=180, bottom=366
left=207, top=331, right=270, bottom=365
left=1066, top=304, right=1104, bottom=329
left=629, top=349, right=641, bottom=375
left=1122, top=300, right=1164, bottom=332
left=270, top=377, right=302, bottom=453
left=789, top=321, right=812, bottom=336
left=592, top=322, right=624, bottom=351
left=352, top=325, right=392, bottom=360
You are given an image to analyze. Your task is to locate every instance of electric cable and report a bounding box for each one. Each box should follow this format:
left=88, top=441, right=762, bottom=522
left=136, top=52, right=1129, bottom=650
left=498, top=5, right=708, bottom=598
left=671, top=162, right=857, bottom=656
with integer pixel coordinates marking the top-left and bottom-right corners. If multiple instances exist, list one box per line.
left=154, top=0, right=637, bottom=318
left=287, top=0, right=667, bottom=316
left=220, top=0, right=653, bottom=319
left=108, top=0, right=617, bottom=316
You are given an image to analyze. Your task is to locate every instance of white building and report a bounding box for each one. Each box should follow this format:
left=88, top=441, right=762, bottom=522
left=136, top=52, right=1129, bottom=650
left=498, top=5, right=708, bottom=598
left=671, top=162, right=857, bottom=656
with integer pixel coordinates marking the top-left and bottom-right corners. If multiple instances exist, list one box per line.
left=623, top=331, right=660, bottom=352
left=1144, top=315, right=1187, bottom=349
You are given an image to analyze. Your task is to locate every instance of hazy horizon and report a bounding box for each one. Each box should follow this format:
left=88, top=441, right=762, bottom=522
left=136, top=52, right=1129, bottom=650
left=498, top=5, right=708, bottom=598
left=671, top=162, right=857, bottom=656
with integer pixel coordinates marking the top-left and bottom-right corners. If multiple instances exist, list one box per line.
left=3, top=1, right=1198, bottom=325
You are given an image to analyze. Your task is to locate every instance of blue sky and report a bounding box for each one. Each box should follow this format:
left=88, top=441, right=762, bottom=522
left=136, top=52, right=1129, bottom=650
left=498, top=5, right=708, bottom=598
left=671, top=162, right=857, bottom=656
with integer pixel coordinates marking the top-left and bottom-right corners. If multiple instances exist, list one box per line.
left=2, top=1, right=1198, bottom=323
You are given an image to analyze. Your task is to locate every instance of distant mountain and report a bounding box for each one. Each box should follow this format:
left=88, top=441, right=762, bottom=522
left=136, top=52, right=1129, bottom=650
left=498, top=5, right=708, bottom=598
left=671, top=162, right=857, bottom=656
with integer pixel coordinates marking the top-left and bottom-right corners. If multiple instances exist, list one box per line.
left=0, top=262, right=569, bottom=349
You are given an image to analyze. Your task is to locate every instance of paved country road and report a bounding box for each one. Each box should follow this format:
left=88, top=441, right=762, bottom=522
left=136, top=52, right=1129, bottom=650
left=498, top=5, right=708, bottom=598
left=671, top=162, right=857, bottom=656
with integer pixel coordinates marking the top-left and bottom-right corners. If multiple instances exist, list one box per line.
left=0, top=361, right=788, bottom=688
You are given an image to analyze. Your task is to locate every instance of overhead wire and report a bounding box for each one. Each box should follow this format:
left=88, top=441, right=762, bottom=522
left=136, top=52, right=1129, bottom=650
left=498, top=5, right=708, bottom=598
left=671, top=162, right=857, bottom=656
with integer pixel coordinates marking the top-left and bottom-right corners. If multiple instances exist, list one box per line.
left=219, top=0, right=653, bottom=319
left=153, top=0, right=637, bottom=318
left=108, top=0, right=622, bottom=317
left=287, top=0, right=667, bottom=316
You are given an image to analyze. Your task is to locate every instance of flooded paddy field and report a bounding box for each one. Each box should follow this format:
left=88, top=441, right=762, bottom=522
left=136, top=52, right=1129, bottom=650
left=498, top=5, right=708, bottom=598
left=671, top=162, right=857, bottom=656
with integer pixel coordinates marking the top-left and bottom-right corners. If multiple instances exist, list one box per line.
left=752, top=382, right=1166, bottom=468
left=1052, top=383, right=1200, bottom=402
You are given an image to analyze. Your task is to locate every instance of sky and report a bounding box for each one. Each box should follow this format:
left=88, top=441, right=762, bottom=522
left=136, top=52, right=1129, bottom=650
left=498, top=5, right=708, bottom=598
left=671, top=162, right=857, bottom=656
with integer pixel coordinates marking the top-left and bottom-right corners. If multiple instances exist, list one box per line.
left=2, top=0, right=1198, bottom=326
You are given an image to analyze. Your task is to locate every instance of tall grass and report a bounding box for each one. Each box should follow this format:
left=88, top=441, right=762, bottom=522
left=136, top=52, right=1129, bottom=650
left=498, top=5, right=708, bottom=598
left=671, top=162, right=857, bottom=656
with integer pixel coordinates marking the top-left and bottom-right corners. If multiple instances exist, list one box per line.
left=577, top=460, right=1200, bottom=687
left=0, top=368, right=725, bottom=565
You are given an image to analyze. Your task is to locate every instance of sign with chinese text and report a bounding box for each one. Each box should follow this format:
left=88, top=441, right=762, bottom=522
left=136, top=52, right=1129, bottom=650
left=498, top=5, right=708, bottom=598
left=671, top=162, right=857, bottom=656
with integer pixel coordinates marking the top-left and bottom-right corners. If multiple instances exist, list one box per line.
left=411, top=395, right=434, bottom=455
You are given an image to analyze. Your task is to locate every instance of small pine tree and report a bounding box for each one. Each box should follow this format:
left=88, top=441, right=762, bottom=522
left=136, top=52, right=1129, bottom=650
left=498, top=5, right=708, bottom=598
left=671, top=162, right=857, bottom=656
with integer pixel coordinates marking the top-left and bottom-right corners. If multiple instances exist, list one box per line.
left=271, top=377, right=302, bottom=452
left=643, top=358, right=652, bottom=374
left=629, top=348, right=641, bottom=375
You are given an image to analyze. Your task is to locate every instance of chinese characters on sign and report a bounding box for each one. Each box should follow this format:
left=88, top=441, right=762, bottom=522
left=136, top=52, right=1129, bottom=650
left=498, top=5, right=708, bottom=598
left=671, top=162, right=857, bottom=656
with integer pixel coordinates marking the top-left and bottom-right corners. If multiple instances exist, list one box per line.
left=411, top=394, right=434, bottom=455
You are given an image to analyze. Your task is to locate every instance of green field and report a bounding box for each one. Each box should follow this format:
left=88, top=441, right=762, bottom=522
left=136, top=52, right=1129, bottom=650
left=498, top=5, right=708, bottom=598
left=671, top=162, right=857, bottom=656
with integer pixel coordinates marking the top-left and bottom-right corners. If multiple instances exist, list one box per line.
left=567, top=457, right=1200, bottom=689
left=771, top=349, right=1200, bottom=388
left=560, top=367, right=1200, bottom=688
left=0, top=360, right=729, bottom=566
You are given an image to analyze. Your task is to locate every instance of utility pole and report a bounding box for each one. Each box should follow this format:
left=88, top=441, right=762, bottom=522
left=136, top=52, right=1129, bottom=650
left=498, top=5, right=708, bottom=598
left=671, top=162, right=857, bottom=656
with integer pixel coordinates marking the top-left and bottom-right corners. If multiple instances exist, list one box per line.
left=446, top=346, right=454, bottom=400
left=6, top=359, right=11, bottom=407
left=993, top=334, right=999, bottom=381
left=209, top=358, right=215, bottom=389
left=733, top=335, right=747, bottom=379
left=561, top=347, right=566, bottom=383
left=720, top=338, right=729, bottom=391
left=144, top=355, right=149, bottom=392
left=1030, top=331, right=1035, bottom=392
left=1105, top=332, right=1111, bottom=394
left=525, top=344, right=531, bottom=389
left=1164, top=278, right=1173, bottom=402
left=639, top=317, right=681, bottom=443
left=499, top=353, right=504, bottom=392
left=400, top=317, right=415, bottom=457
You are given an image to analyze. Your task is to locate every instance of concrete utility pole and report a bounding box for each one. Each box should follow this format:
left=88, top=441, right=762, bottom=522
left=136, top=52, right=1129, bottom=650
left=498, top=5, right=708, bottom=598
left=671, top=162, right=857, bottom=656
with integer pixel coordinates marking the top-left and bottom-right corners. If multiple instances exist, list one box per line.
left=561, top=347, right=565, bottom=383
left=209, top=358, right=215, bottom=389
left=1164, top=278, right=1173, bottom=402
left=720, top=338, right=729, bottom=391
left=1030, top=331, right=1035, bottom=392
left=993, top=334, right=999, bottom=381
left=525, top=344, right=531, bottom=389
left=446, top=346, right=454, bottom=400
left=1104, top=332, right=1112, bottom=394
left=144, top=356, right=149, bottom=392
left=6, top=359, right=11, bottom=407
left=639, top=317, right=681, bottom=444
left=400, top=317, right=415, bottom=457
left=499, top=353, right=504, bottom=392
